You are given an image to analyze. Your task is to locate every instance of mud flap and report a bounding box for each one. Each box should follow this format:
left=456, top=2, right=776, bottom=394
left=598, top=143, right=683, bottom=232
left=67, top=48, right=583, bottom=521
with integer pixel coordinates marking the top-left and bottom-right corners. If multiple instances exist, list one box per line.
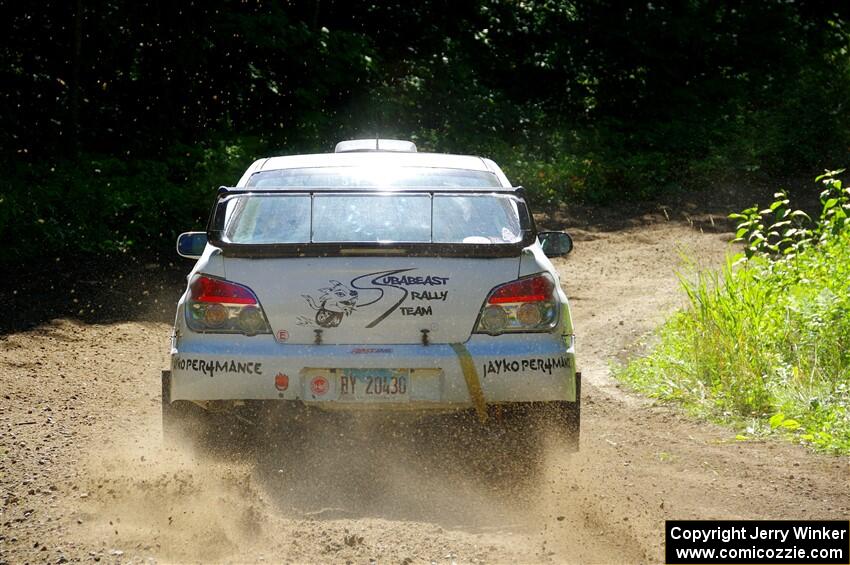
left=161, top=370, right=174, bottom=441
left=450, top=343, right=488, bottom=423
left=161, top=369, right=172, bottom=406
left=161, top=370, right=188, bottom=444
left=563, top=371, right=581, bottom=451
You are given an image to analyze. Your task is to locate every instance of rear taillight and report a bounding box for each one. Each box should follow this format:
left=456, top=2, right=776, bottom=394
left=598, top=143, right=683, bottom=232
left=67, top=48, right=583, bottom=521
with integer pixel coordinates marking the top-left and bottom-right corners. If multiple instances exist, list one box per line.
left=474, top=273, right=559, bottom=335
left=185, top=275, right=271, bottom=336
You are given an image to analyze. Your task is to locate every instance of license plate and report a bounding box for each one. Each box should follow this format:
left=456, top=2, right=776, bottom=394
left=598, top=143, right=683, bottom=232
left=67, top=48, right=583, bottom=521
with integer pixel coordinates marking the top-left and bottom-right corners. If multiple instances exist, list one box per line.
left=302, top=368, right=442, bottom=402
left=338, top=368, right=409, bottom=402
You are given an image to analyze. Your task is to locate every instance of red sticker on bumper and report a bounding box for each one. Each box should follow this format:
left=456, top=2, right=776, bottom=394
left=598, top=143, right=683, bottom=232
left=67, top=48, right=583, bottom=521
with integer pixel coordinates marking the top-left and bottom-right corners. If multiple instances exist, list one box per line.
left=310, top=375, right=329, bottom=396
left=275, top=373, right=289, bottom=391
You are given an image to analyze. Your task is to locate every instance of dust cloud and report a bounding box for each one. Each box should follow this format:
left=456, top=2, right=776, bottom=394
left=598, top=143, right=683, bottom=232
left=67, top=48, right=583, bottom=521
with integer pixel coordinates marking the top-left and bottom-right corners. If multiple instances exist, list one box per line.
left=74, top=414, right=603, bottom=563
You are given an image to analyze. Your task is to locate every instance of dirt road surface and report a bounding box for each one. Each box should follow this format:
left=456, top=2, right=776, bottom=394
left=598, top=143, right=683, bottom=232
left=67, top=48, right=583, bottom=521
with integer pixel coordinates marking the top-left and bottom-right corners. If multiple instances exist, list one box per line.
left=2, top=196, right=849, bottom=564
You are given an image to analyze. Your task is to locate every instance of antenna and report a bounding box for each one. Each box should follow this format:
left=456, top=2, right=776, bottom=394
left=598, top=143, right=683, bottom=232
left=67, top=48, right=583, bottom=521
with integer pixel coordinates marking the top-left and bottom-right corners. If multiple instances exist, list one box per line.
left=375, top=134, right=379, bottom=151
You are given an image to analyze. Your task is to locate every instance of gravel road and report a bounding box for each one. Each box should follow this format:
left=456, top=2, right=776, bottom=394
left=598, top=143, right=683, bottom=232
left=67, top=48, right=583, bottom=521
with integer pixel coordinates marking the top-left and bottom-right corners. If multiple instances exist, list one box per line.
left=2, top=199, right=848, bottom=564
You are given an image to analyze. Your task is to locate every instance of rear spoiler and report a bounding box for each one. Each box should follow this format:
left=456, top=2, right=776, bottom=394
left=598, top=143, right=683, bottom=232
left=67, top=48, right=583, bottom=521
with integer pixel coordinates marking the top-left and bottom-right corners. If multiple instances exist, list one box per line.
left=213, top=185, right=528, bottom=195
left=206, top=186, right=537, bottom=259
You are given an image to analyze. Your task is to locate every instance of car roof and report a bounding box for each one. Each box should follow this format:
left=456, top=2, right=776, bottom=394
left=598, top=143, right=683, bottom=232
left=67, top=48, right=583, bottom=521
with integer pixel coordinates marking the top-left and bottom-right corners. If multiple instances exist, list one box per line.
left=236, top=151, right=513, bottom=189
left=260, top=151, right=491, bottom=171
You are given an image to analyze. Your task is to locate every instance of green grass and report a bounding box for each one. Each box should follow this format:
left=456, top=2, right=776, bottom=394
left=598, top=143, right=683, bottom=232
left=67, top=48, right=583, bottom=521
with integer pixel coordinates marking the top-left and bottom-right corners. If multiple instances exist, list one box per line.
left=617, top=174, right=850, bottom=454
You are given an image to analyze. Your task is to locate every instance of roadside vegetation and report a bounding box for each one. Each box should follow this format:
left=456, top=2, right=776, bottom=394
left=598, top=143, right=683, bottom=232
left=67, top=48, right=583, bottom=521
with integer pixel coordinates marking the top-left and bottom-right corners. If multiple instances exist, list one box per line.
left=2, top=2, right=850, bottom=265
left=618, top=172, right=850, bottom=454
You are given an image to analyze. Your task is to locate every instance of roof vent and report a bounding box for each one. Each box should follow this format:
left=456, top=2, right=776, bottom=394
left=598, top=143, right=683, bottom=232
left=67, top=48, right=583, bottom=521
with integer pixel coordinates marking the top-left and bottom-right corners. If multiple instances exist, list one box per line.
left=335, top=139, right=417, bottom=153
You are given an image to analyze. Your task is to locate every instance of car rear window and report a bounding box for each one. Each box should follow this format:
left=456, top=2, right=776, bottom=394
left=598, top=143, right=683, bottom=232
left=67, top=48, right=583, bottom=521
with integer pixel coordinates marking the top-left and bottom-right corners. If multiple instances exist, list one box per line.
left=247, top=167, right=502, bottom=188
left=222, top=193, right=524, bottom=244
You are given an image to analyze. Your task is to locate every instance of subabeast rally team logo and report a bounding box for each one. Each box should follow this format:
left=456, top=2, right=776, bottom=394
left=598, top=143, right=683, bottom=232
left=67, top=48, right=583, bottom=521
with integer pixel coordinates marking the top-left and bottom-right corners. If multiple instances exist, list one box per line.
left=297, top=269, right=450, bottom=329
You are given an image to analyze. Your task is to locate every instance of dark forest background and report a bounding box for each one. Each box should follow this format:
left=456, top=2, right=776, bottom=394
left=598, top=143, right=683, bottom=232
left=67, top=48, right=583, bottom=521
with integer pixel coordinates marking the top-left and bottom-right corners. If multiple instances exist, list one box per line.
left=2, top=1, right=849, bottom=265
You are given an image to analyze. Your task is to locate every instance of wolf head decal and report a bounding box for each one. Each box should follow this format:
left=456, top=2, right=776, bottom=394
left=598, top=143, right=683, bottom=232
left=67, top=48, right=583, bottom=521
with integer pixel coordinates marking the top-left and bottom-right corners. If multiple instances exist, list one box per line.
left=302, top=280, right=360, bottom=327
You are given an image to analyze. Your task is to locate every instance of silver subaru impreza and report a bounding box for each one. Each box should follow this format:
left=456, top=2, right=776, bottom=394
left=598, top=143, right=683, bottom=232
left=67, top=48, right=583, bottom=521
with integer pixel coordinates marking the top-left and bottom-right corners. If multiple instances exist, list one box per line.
left=164, top=139, right=580, bottom=454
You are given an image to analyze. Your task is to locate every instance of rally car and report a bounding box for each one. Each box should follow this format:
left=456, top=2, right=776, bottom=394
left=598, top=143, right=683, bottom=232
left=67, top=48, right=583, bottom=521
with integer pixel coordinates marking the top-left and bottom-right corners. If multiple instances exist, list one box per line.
left=164, top=139, right=580, bottom=454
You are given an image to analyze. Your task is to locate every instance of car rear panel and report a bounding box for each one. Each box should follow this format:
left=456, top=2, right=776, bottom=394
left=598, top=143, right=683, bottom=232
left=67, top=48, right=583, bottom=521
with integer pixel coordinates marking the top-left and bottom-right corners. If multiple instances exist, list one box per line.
left=223, top=256, right=521, bottom=345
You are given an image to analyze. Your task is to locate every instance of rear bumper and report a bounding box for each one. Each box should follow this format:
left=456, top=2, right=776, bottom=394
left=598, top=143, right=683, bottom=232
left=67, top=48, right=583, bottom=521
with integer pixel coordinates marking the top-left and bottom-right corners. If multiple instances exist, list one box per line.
left=169, top=332, right=576, bottom=409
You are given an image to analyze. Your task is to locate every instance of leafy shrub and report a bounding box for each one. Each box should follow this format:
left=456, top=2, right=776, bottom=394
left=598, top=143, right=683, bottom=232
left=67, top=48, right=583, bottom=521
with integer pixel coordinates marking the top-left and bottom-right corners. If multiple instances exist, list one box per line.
left=0, top=137, right=261, bottom=264
left=618, top=171, right=850, bottom=453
